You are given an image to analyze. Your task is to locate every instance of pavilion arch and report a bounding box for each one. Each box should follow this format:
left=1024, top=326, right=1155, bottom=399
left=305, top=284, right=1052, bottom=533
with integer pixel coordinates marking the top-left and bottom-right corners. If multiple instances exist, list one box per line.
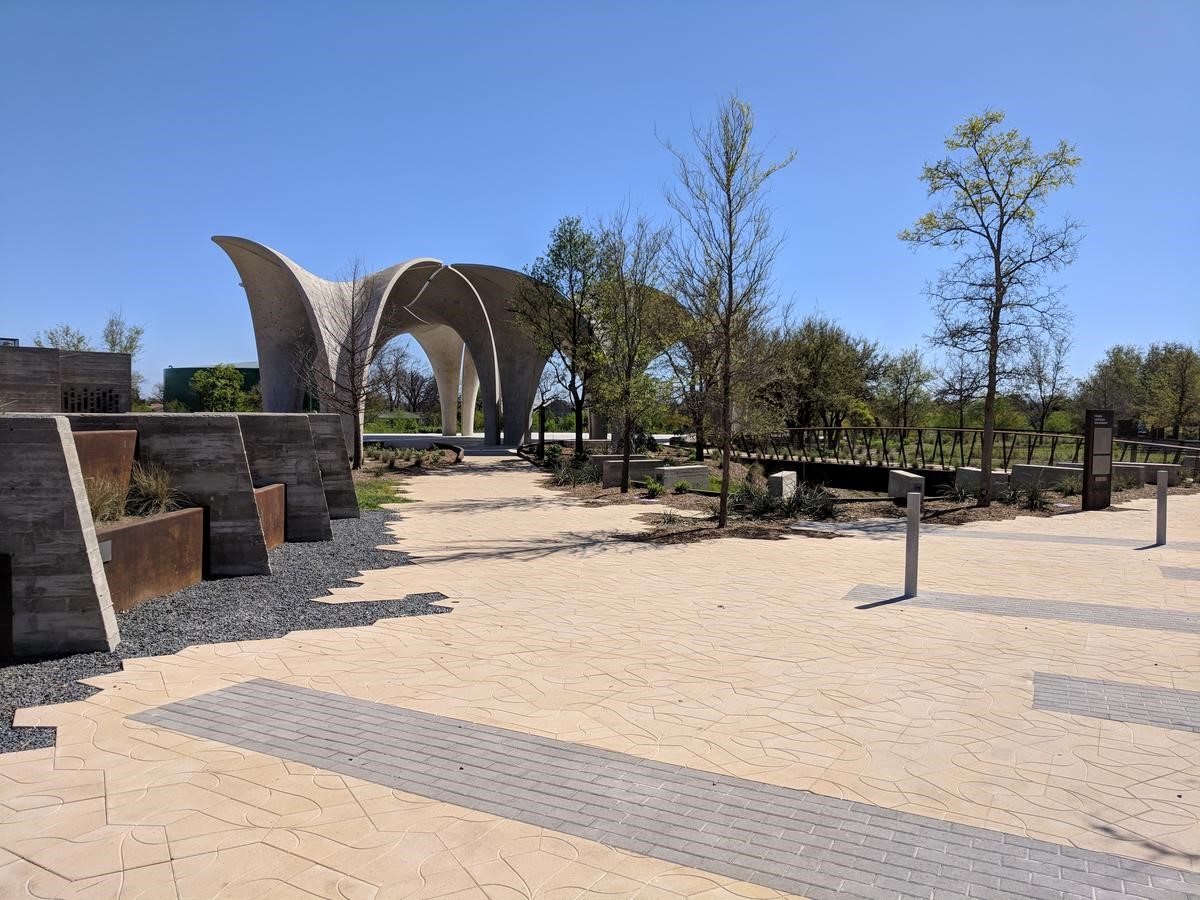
left=213, top=237, right=549, bottom=448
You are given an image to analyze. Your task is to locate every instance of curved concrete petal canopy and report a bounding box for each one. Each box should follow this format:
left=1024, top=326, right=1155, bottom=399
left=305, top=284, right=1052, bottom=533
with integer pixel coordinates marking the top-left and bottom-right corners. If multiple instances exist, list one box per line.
left=213, top=237, right=548, bottom=447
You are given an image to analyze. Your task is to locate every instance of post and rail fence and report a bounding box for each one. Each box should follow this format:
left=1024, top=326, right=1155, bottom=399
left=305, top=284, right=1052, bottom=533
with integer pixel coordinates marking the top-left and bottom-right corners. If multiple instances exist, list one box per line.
left=733, top=426, right=1200, bottom=478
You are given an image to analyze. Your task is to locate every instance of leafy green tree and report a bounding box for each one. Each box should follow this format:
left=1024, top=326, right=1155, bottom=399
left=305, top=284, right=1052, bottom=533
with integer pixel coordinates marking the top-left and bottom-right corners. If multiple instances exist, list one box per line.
left=592, top=212, right=675, bottom=492
left=768, top=315, right=881, bottom=428
left=510, top=216, right=603, bottom=455
left=901, top=109, right=1082, bottom=506
left=878, top=347, right=933, bottom=428
left=190, top=364, right=248, bottom=412
left=1077, top=345, right=1143, bottom=421
left=1142, top=343, right=1200, bottom=439
left=667, top=94, right=794, bottom=527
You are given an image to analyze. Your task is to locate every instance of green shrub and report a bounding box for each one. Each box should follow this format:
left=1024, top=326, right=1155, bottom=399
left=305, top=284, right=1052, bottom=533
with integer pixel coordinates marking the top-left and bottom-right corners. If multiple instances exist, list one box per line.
left=997, top=486, right=1022, bottom=505
left=708, top=474, right=723, bottom=492
left=544, top=444, right=563, bottom=469
left=655, top=509, right=681, bottom=527
left=732, top=479, right=775, bottom=517
left=1056, top=473, right=1082, bottom=497
left=673, top=480, right=691, bottom=494
left=1023, top=484, right=1052, bottom=511
left=783, top=482, right=837, bottom=520
left=127, top=462, right=182, bottom=517
left=1114, top=471, right=1143, bottom=492
left=644, top=476, right=664, bottom=498
left=552, top=457, right=598, bottom=486
left=937, top=484, right=976, bottom=503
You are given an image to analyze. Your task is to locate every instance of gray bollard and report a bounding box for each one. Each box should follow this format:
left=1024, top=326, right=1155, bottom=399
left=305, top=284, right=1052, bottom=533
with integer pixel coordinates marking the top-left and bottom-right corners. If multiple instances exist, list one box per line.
left=904, top=490, right=920, bottom=597
left=1156, top=469, right=1168, bottom=546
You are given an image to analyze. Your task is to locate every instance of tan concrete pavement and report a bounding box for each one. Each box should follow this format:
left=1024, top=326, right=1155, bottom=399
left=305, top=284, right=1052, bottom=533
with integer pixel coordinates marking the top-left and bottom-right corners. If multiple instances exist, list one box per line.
left=2, top=455, right=1198, bottom=897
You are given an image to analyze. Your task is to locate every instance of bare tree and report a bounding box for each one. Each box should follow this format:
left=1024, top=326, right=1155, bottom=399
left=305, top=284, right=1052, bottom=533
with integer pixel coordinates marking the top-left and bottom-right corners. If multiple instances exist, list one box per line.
left=368, top=341, right=412, bottom=410
left=593, top=211, right=675, bottom=493
left=397, top=363, right=435, bottom=414
left=666, top=94, right=794, bottom=527
left=1021, top=335, right=1075, bottom=432
left=935, top=352, right=987, bottom=429
left=510, top=217, right=603, bottom=455
left=901, top=110, right=1082, bottom=505
left=293, top=259, right=379, bottom=469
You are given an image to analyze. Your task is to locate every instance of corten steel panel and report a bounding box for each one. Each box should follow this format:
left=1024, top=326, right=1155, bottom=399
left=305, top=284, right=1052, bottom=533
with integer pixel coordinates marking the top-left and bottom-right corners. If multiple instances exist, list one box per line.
left=71, top=430, right=137, bottom=494
left=0, top=416, right=119, bottom=657
left=254, top=484, right=286, bottom=550
left=237, top=414, right=332, bottom=542
left=64, top=414, right=270, bottom=577
left=96, top=507, right=204, bottom=612
left=307, top=414, right=358, bottom=518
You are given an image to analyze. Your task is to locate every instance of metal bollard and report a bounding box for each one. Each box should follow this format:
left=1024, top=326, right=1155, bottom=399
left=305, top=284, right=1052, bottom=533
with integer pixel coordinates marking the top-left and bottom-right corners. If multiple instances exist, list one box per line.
left=1156, top=469, right=1168, bottom=546
left=904, top=490, right=920, bottom=597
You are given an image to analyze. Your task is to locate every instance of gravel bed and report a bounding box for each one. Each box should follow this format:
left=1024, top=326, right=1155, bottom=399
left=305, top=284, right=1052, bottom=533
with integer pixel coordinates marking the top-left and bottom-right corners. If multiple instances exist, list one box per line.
left=1, top=509, right=448, bottom=754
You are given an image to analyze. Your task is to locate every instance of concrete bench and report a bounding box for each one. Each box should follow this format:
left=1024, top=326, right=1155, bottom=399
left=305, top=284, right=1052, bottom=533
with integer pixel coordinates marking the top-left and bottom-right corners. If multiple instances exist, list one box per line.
left=887, top=469, right=924, bottom=500
left=1030, top=462, right=1148, bottom=490
left=1138, top=463, right=1182, bottom=486
left=654, top=465, right=709, bottom=492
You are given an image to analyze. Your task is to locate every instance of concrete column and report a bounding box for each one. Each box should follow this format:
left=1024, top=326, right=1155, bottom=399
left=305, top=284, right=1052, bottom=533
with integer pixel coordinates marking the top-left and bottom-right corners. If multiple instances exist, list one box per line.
left=461, top=351, right=479, bottom=437
left=411, top=326, right=465, bottom=437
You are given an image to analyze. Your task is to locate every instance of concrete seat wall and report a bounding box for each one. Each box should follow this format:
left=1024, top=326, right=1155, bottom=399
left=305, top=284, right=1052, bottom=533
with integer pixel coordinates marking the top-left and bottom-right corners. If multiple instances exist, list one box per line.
left=655, top=465, right=710, bottom=491
left=887, top=470, right=925, bottom=499
left=308, top=414, right=359, bottom=518
left=602, top=458, right=665, bottom=488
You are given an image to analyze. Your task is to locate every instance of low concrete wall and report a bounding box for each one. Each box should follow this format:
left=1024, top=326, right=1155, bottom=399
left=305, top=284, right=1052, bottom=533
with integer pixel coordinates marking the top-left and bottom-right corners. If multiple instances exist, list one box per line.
left=97, top=507, right=203, bottom=613
left=585, top=454, right=650, bottom=478
left=72, top=430, right=136, bottom=493
left=602, top=458, right=664, bottom=488
left=238, top=414, right=332, bottom=542
left=308, top=414, right=359, bottom=519
left=0, top=416, right=118, bottom=657
left=255, top=484, right=286, bottom=550
left=65, top=414, right=270, bottom=577
left=954, top=467, right=1010, bottom=492
left=655, top=465, right=709, bottom=491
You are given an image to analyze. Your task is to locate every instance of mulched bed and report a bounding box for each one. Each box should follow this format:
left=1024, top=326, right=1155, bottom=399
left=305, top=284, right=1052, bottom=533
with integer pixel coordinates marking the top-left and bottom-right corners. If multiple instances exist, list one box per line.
left=1, top=510, right=447, bottom=754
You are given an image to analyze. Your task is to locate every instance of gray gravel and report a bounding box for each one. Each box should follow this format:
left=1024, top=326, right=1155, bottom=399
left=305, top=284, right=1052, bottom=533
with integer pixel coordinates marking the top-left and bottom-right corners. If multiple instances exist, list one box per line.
left=1, top=509, right=449, bottom=753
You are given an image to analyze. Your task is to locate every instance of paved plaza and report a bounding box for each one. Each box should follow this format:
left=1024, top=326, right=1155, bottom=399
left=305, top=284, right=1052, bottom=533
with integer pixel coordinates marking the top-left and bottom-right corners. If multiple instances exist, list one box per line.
left=2, top=456, right=1199, bottom=898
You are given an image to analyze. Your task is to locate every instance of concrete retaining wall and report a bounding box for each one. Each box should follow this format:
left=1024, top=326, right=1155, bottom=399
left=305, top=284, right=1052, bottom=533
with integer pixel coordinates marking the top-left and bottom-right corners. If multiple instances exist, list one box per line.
left=308, top=414, right=358, bottom=518
left=655, top=465, right=709, bottom=491
left=0, top=416, right=119, bottom=657
left=238, top=414, right=332, bottom=542
left=602, top=458, right=664, bottom=488
left=65, top=414, right=270, bottom=577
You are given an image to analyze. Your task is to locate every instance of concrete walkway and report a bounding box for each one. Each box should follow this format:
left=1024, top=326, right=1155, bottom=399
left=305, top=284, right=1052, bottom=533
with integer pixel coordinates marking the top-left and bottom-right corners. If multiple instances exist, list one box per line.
left=2, top=455, right=1199, bottom=898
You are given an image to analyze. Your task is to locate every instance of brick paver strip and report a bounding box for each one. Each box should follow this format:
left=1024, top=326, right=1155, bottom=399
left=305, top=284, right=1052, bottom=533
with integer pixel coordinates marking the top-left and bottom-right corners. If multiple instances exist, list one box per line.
left=1161, top=566, right=1200, bottom=581
left=133, top=678, right=1200, bottom=899
left=1034, top=672, right=1200, bottom=733
left=845, top=584, right=1200, bottom=634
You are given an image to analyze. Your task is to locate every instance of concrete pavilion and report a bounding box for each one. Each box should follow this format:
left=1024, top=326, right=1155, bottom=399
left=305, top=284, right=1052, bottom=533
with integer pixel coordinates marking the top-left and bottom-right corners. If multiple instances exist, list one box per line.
left=214, top=237, right=549, bottom=447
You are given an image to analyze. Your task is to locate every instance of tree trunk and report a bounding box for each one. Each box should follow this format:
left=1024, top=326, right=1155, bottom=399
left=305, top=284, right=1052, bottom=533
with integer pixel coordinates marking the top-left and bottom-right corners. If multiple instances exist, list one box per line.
left=978, top=286, right=1004, bottom=507
left=352, top=409, right=364, bottom=470
left=718, top=331, right=732, bottom=529
left=620, top=417, right=632, bottom=494
left=574, top=400, right=585, bottom=456
left=537, top=405, right=546, bottom=460
left=694, top=414, right=705, bottom=462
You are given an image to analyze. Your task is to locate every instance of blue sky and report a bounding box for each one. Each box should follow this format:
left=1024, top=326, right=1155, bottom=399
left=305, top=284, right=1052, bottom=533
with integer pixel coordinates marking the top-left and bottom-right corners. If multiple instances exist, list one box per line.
left=1, top=0, right=1196, bottom=387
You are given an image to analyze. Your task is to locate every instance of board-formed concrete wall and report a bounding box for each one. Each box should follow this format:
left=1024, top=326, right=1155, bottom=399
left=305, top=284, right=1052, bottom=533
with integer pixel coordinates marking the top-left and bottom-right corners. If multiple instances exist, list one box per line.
left=308, top=414, right=358, bottom=519
left=0, top=346, right=131, bottom=413
left=66, top=413, right=270, bottom=576
left=237, top=414, right=332, bottom=541
left=0, top=416, right=119, bottom=657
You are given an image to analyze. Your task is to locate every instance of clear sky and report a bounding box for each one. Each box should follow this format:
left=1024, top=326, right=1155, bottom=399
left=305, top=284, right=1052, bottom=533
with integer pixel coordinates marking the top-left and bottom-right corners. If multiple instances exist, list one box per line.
left=1, top=0, right=1196, bottom=388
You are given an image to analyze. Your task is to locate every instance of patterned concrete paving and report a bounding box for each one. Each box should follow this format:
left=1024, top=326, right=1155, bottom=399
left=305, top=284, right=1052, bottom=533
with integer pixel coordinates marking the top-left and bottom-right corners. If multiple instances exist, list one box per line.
left=2, top=455, right=1199, bottom=898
